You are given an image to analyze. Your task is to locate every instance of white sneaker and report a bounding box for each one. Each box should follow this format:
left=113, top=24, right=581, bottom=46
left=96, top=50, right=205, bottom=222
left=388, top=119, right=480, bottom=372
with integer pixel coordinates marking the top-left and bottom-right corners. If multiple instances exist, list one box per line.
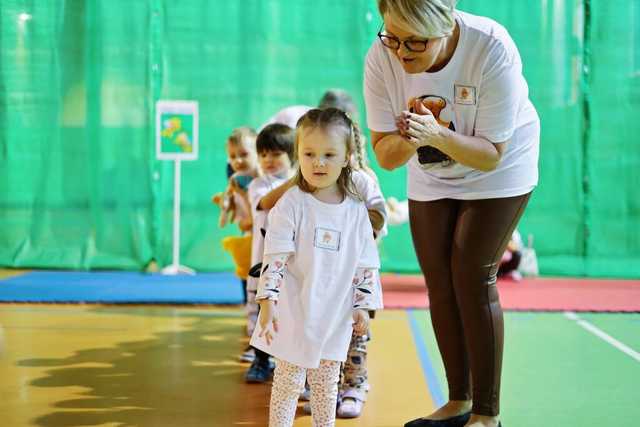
left=337, top=388, right=367, bottom=418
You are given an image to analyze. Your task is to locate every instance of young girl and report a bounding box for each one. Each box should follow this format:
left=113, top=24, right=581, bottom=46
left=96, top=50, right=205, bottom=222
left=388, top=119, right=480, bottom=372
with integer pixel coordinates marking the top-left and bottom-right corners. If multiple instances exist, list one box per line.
left=251, top=108, right=381, bottom=427
left=320, top=89, right=387, bottom=419
left=259, top=92, right=388, bottom=419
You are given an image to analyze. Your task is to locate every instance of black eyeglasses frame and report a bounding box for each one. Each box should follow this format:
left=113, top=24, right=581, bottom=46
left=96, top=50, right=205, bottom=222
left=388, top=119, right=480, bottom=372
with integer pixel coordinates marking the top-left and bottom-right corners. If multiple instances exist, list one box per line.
left=376, top=24, right=430, bottom=53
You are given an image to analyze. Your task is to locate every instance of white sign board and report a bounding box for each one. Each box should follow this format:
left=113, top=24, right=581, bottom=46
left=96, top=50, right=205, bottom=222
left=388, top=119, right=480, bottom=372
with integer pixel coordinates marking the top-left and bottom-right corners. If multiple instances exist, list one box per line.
left=156, top=100, right=199, bottom=161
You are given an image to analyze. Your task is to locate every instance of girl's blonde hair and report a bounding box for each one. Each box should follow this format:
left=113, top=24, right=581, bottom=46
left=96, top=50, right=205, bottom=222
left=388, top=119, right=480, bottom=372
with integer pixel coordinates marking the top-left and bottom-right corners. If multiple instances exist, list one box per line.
left=377, top=0, right=456, bottom=38
left=227, top=126, right=257, bottom=149
left=317, top=89, right=372, bottom=175
left=294, top=108, right=361, bottom=200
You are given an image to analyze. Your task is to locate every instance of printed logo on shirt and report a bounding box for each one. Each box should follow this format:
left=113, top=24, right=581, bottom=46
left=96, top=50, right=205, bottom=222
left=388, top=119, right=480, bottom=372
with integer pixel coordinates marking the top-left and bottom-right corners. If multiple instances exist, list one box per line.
left=314, top=227, right=341, bottom=251
left=454, top=84, right=476, bottom=105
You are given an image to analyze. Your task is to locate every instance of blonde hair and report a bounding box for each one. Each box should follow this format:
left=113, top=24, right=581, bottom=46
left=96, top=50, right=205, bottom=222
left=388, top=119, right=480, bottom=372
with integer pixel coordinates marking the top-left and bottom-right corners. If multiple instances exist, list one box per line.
left=317, top=89, right=374, bottom=177
left=377, top=0, right=456, bottom=38
left=294, top=108, right=361, bottom=200
left=227, top=126, right=257, bottom=149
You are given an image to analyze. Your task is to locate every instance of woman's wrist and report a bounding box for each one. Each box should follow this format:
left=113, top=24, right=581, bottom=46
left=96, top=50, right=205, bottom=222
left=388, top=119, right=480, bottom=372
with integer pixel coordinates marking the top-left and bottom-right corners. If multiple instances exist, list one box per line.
left=373, top=133, right=416, bottom=170
left=429, top=125, right=452, bottom=151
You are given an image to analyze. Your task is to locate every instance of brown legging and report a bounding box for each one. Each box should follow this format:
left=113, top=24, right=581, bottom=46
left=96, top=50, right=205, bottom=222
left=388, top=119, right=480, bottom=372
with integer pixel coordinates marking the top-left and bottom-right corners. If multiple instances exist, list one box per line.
left=409, top=193, right=531, bottom=416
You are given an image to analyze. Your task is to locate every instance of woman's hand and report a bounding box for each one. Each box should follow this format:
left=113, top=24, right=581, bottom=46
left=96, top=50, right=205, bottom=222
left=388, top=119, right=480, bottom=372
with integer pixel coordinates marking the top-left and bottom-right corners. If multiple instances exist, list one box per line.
left=258, top=299, right=279, bottom=345
left=403, top=109, right=442, bottom=148
left=352, top=309, right=370, bottom=335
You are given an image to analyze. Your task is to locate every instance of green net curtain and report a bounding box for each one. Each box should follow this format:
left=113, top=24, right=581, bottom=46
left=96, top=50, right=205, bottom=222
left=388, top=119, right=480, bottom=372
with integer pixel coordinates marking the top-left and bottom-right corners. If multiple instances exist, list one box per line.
left=1, top=0, right=639, bottom=277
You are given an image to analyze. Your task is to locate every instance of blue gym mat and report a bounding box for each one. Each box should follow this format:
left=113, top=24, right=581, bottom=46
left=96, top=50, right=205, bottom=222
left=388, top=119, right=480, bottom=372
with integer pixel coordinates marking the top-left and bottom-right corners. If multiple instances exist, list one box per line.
left=0, top=271, right=244, bottom=304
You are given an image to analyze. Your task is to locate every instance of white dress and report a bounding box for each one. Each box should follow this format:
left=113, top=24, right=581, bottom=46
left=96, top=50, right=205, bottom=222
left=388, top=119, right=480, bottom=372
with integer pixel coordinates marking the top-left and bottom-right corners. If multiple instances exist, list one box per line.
left=250, top=187, right=380, bottom=368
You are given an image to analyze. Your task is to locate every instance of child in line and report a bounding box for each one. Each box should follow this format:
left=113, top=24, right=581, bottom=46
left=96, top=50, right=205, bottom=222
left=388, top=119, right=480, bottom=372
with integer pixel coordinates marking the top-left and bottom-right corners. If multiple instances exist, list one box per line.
left=213, top=127, right=258, bottom=232
left=259, top=89, right=387, bottom=419
left=498, top=229, right=524, bottom=281
left=251, top=108, right=381, bottom=427
left=244, top=123, right=296, bottom=383
left=319, top=90, right=386, bottom=418
left=212, top=127, right=259, bottom=362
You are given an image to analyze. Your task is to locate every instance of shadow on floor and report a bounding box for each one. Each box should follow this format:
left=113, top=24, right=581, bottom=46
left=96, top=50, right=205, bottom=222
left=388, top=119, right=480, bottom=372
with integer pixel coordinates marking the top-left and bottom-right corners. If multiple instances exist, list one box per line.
left=17, top=306, right=271, bottom=426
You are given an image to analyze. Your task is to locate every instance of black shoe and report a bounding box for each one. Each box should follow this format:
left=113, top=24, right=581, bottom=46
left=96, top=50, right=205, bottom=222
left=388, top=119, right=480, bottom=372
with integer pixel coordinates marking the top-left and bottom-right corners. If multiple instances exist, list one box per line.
left=244, top=358, right=273, bottom=383
left=404, top=412, right=471, bottom=427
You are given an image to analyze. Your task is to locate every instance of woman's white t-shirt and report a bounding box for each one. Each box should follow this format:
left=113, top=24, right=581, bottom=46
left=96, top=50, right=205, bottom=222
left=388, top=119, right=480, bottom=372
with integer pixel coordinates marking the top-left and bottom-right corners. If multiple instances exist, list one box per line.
left=249, top=186, right=380, bottom=368
left=364, top=10, right=539, bottom=201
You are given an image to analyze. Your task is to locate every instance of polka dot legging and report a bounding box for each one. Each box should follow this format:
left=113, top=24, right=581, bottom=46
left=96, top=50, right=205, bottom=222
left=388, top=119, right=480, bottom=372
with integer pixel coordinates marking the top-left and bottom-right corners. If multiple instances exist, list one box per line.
left=269, top=358, right=341, bottom=427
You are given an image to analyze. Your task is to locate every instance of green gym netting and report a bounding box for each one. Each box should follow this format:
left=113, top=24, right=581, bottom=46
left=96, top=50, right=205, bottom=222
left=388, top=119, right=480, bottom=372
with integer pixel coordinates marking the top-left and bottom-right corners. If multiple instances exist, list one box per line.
left=1, top=1, right=639, bottom=277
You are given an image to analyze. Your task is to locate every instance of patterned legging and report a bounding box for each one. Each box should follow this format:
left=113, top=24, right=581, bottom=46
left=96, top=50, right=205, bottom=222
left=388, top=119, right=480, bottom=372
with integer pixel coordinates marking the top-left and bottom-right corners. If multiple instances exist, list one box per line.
left=269, top=358, right=341, bottom=427
left=340, top=331, right=368, bottom=398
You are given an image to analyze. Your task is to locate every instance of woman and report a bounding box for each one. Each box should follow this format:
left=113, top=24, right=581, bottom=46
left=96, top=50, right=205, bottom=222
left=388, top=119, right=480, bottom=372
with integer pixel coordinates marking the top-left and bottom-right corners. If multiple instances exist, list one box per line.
left=363, top=1, right=539, bottom=427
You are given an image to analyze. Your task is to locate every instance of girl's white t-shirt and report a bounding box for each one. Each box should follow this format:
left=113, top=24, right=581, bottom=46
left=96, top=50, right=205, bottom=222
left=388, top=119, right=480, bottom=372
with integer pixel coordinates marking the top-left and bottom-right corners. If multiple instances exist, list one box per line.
left=364, top=10, right=539, bottom=201
left=246, top=174, right=287, bottom=292
left=250, top=186, right=380, bottom=369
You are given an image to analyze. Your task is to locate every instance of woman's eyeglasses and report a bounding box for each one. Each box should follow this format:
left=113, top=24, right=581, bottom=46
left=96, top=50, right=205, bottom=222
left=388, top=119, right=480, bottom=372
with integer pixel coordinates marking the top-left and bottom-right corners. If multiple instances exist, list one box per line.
left=377, top=25, right=429, bottom=52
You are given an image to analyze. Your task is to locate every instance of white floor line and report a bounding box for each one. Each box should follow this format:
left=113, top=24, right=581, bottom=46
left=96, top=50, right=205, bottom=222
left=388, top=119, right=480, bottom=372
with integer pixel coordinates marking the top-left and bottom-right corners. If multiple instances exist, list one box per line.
left=564, top=311, right=640, bottom=363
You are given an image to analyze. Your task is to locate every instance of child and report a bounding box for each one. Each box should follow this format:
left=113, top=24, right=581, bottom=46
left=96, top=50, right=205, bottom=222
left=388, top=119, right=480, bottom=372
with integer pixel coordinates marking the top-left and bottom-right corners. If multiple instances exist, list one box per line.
left=212, top=127, right=258, bottom=233
left=212, top=127, right=259, bottom=362
left=320, top=90, right=387, bottom=419
left=498, top=229, right=524, bottom=281
left=244, top=123, right=296, bottom=383
left=251, top=108, right=381, bottom=427
left=260, top=90, right=387, bottom=418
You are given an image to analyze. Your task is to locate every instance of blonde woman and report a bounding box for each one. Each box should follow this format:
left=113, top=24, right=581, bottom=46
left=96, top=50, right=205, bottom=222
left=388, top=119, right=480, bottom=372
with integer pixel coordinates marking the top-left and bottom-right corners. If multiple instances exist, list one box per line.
left=364, top=1, right=540, bottom=426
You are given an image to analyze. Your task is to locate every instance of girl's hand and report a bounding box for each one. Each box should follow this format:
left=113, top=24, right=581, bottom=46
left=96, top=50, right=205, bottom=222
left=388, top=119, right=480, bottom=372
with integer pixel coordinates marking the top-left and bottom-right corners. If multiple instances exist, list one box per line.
left=258, top=300, right=279, bottom=345
left=352, top=309, right=370, bottom=336
left=211, top=192, right=224, bottom=206
left=228, top=179, right=240, bottom=194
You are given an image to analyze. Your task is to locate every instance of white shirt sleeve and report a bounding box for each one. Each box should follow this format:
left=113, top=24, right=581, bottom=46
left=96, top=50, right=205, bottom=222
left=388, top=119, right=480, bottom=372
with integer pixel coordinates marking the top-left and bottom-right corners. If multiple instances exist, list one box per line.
left=352, top=170, right=388, bottom=238
left=363, top=44, right=398, bottom=133
left=357, top=206, right=381, bottom=270
left=264, top=191, right=297, bottom=255
left=353, top=171, right=387, bottom=219
left=474, top=43, right=526, bottom=143
left=247, top=178, right=270, bottom=212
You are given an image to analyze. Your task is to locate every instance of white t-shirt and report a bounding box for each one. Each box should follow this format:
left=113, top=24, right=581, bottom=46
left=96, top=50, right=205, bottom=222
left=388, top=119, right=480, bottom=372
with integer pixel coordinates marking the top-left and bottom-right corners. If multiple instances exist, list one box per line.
left=250, top=186, right=380, bottom=368
left=352, top=169, right=388, bottom=238
left=246, top=174, right=287, bottom=291
left=259, top=105, right=312, bottom=131
left=364, top=10, right=539, bottom=201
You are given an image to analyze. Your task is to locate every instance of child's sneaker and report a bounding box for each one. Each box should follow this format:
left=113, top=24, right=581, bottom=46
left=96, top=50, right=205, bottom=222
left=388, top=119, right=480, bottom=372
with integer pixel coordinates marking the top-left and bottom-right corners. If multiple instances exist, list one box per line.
left=239, top=346, right=255, bottom=363
left=337, top=388, right=367, bottom=418
left=245, top=357, right=273, bottom=383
